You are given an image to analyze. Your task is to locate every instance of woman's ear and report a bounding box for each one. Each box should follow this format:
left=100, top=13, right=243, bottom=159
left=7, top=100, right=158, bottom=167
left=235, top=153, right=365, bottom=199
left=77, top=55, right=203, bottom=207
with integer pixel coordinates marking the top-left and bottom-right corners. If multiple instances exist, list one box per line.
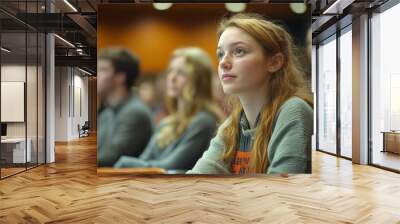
left=266, top=52, right=284, bottom=73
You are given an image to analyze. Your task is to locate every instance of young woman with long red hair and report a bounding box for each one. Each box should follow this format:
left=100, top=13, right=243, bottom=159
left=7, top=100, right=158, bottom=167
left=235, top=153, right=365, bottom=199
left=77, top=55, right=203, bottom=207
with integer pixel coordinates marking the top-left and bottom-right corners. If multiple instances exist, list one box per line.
left=188, top=13, right=313, bottom=174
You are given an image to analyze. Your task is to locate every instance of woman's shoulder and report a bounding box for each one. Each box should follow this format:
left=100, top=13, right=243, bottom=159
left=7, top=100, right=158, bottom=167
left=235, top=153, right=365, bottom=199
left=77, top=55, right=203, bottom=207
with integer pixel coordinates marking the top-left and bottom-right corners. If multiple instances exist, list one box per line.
left=281, top=96, right=312, bottom=110
left=273, top=96, right=313, bottom=130
left=278, top=97, right=313, bottom=118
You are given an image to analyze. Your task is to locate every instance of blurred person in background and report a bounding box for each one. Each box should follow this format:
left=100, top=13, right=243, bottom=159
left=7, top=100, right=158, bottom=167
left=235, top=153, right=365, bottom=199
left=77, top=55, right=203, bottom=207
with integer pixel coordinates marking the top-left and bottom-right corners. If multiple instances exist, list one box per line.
left=138, top=79, right=168, bottom=125
left=138, top=81, right=157, bottom=109
left=97, top=48, right=153, bottom=167
left=114, top=47, right=224, bottom=172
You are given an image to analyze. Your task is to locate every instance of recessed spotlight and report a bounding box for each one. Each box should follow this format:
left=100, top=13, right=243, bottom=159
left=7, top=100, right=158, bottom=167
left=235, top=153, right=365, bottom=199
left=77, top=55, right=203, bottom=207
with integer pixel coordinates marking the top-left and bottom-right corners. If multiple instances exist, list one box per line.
left=153, top=3, right=173, bottom=11
left=225, top=3, right=246, bottom=13
left=290, top=3, right=307, bottom=14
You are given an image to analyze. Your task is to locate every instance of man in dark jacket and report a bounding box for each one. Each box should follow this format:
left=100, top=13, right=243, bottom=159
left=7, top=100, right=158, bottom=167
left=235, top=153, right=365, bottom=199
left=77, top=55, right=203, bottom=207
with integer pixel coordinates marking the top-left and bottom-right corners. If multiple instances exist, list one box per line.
left=97, top=48, right=153, bottom=167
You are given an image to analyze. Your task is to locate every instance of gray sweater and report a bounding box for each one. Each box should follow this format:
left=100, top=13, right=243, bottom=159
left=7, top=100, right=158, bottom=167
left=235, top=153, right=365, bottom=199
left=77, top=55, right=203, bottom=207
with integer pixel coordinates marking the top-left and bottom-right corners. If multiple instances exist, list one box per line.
left=97, top=93, right=154, bottom=167
left=187, top=97, right=313, bottom=174
left=113, top=111, right=218, bottom=171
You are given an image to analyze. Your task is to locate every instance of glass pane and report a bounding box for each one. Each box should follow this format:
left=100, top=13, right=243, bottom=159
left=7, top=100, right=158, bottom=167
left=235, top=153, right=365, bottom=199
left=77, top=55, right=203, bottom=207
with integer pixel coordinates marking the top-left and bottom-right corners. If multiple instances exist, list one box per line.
left=26, top=0, right=39, bottom=169
left=317, top=36, right=337, bottom=154
left=27, top=31, right=38, bottom=169
left=312, top=45, right=317, bottom=151
left=371, top=3, right=400, bottom=171
left=1, top=31, right=27, bottom=177
left=38, top=33, right=45, bottom=165
left=340, top=29, right=352, bottom=158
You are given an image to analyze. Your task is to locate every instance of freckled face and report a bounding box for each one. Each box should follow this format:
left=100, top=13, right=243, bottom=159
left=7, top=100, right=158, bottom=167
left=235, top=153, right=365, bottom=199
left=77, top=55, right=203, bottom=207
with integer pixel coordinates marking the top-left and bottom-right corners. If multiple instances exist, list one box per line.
left=217, top=27, right=270, bottom=95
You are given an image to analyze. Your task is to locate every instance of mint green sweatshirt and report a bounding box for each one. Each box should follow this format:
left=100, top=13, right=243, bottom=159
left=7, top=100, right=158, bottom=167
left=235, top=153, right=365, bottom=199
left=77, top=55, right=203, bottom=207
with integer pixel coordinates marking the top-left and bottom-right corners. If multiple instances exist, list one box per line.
left=186, top=97, right=313, bottom=174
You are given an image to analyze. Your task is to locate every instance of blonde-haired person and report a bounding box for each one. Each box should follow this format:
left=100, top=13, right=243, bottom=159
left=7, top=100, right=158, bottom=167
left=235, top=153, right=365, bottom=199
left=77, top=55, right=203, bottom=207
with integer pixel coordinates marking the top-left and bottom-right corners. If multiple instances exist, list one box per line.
left=187, top=13, right=313, bottom=175
left=114, top=47, right=224, bottom=171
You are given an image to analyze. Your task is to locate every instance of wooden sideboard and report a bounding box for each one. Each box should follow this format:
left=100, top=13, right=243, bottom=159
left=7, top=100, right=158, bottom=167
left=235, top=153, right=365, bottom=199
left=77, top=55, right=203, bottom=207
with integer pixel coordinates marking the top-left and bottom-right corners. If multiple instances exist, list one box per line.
left=382, top=131, right=400, bottom=154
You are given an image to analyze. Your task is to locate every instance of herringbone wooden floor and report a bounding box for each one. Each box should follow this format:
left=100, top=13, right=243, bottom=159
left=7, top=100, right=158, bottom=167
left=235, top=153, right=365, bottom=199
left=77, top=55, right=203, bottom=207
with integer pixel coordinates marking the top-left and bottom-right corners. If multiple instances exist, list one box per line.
left=1, top=134, right=400, bottom=223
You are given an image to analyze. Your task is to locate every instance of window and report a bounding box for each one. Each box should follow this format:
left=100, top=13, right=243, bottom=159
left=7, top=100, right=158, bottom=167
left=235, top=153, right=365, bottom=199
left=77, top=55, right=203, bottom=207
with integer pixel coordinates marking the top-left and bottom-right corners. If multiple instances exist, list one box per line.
left=317, top=35, right=337, bottom=154
left=0, top=1, right=47, bottom=179
left=370, top=2, right=400, bottom=171
left=339, top=27, right=352, bottom=158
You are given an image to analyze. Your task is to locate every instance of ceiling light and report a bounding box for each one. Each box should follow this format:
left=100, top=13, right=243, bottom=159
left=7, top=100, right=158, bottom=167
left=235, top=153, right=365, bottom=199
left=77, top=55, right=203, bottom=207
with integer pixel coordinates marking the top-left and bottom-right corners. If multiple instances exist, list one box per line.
left=54, top=34, right=75, bottom=48
left=322, top=0, right=350, bottom=15
left=225, top=3, right=246, bottom=13
left=1, top=47, right=11, bottom=53
left=153, top=3, right=173, bottom=11
left=63, top=0, right=78, bottom=12
left=78, top=67, right=92, bottom=76
left=290, top=3, right=307, bottom=14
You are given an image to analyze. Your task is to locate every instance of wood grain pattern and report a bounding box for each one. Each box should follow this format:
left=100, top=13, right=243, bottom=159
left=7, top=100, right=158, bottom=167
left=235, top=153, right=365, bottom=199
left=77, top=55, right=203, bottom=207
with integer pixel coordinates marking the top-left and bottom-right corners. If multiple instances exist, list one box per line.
left=97, top=167, right=166, bottom=176
left=0, top=134, right=399, bottom=223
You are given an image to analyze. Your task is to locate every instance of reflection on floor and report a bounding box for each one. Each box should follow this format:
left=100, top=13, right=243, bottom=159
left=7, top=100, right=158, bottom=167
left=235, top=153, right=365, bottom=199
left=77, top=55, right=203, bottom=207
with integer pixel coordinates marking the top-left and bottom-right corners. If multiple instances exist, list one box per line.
left=373, top=150, right=400, bottom=171
left=0, top=162, right=43, bottom=178
left=1, top=167, right=25, bottom=177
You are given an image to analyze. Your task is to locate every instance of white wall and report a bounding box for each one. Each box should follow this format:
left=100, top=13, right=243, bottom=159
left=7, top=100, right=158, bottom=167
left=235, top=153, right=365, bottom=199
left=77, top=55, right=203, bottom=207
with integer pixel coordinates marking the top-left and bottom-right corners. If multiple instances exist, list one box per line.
left=55, top=67, right=69, bottom=141
left=55, top=67, right=89, bottom=141
left=1, top=65, right=26, bottom=81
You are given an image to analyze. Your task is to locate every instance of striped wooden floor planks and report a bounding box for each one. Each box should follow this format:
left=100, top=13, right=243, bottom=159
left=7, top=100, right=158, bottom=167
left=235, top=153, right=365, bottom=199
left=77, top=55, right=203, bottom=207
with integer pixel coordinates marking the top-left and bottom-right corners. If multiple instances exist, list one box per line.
left=0, top=134, right=399, bottom=223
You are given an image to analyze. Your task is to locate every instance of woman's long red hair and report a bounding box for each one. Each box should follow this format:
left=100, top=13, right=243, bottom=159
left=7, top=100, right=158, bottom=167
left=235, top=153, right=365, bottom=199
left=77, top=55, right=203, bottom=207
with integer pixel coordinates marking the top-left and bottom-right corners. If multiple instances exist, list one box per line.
left=218, top=13, right=313, bottom=173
